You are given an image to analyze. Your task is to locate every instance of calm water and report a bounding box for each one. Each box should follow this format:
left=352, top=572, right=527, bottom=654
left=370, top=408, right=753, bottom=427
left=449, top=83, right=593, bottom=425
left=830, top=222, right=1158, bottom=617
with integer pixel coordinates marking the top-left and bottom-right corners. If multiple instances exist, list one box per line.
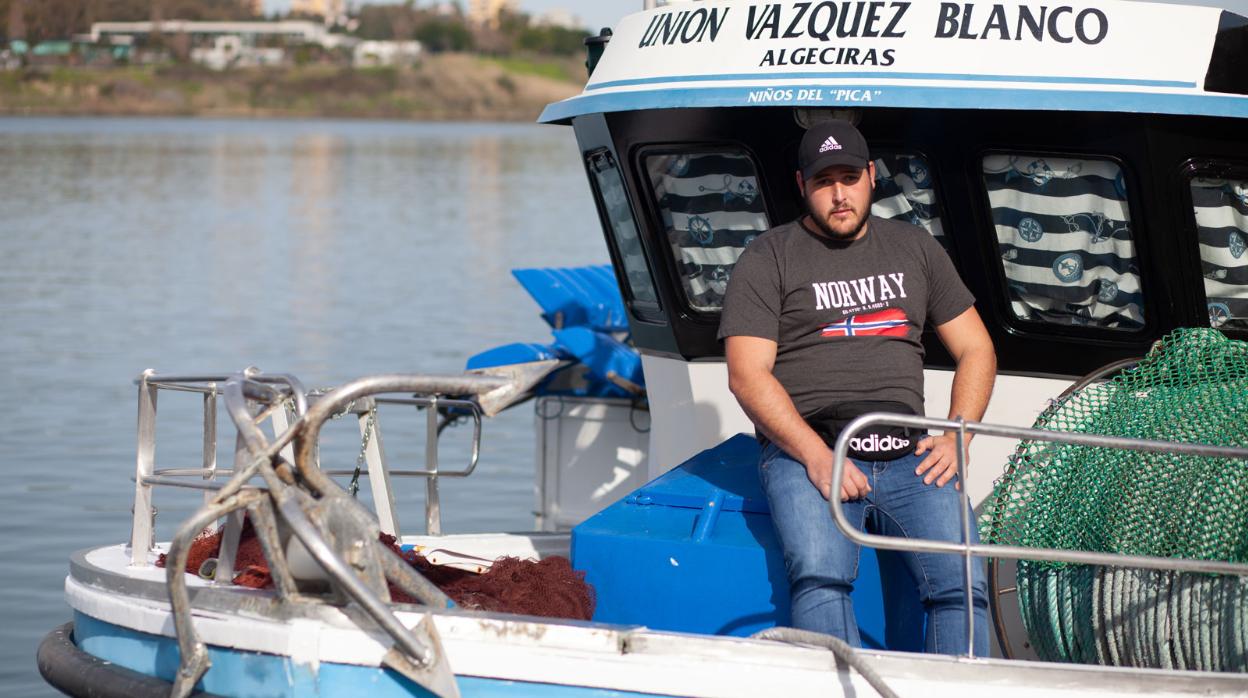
left=0, top=117, right=607, bottom=696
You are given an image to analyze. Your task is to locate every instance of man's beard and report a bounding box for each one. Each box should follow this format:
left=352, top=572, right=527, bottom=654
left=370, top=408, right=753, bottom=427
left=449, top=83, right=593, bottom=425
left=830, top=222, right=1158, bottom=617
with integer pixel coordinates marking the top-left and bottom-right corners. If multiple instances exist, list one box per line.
left=806, top=203, right=869, bottom=241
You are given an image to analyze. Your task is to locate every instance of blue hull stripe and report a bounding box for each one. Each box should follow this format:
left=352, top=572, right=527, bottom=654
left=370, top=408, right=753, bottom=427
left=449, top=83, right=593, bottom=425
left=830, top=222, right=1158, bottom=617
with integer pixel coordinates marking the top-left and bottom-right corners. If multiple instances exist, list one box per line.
left=72, top=611, right=670, bottom=697
left=539, top=85, right=1248, bottom=123
left=586, top=72, right=1195, bottom=92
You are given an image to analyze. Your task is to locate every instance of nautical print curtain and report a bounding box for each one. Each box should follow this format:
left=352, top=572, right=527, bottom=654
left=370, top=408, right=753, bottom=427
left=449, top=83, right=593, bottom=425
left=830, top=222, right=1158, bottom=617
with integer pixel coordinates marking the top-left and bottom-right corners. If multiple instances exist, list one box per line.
left=871, top=154, right=947, bottom=249
left=1190, top=177, right=1248, bottom=330
left=982, top=154, right=1144, bottom=329
left=646, top=151, right=770, bottom=311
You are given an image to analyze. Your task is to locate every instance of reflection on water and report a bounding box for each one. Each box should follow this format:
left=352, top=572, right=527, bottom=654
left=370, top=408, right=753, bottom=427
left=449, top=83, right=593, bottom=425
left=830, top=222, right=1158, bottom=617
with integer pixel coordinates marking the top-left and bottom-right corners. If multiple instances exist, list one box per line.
left=0, top=117, right=606, bottom=696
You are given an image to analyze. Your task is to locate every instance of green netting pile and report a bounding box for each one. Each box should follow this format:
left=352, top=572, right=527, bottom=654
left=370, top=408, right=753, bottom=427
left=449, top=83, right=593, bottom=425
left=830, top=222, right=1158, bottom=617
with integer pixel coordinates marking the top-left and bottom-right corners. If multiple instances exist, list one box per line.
left=979, top=328, right=1248, bottom=671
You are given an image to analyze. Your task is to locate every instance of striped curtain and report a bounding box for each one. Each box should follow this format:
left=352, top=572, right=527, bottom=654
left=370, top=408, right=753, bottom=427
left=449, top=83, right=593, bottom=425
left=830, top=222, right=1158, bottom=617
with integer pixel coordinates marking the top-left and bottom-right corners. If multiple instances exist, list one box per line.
left=983, top=154, right=1144, bottom=329
left=1190, top=177, right=1248, bottom=330
left=871, top=154, right=946, bottom=248
left=647, top=151, right=770, bottom=311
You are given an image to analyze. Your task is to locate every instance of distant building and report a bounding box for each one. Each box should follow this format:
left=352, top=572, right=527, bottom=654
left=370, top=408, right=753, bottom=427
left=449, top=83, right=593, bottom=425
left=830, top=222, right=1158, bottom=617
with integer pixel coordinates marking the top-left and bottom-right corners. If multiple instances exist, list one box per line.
left=352, top=40, right=421, bottom=67
left=243, top=0, right=264, bottom=16
left=191, top=35, right=284, bottom=70
left=467, top=0, right=518, bottom=29
left=533, top=9, right=583, bottom=31
left=290, top=0, right=348, bottom=26
left=89, top=20, right=357, bottom=69
left=429, top=2, right=461, bottom=17
left=90, top=20, right=350, bottom=48
left=0, top=47, right=20, bottom=70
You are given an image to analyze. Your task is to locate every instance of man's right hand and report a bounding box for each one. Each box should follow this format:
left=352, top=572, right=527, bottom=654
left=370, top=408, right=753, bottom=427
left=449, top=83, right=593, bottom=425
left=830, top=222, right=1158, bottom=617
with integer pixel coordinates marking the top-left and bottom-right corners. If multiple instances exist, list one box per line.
left=724, top=337, right=872, bottom=502
left=807, top=453, right=871, bottom=502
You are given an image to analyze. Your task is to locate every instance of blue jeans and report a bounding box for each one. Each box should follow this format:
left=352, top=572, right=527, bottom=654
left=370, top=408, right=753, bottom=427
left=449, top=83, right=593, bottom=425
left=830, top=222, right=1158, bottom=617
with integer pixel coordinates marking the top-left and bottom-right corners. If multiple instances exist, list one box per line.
left=759, top=443, right=989, bottom=655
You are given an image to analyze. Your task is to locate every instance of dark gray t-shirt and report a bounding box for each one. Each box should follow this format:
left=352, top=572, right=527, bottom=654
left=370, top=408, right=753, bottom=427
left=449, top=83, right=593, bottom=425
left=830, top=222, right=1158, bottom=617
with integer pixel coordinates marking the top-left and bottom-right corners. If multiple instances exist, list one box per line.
left=718, top=216, right=975, bottom=417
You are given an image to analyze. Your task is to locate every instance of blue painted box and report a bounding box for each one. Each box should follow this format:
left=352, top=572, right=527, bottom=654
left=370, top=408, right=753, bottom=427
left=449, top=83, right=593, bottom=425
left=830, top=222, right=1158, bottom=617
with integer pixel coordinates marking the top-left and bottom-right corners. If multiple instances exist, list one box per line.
left=572, top=434, right=920, bottom=648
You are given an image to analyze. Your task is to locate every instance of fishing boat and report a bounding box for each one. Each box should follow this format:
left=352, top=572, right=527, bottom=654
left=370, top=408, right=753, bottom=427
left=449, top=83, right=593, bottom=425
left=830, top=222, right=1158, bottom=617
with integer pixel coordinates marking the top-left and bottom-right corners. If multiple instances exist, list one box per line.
left=38, top=1, right=1248, bottom=696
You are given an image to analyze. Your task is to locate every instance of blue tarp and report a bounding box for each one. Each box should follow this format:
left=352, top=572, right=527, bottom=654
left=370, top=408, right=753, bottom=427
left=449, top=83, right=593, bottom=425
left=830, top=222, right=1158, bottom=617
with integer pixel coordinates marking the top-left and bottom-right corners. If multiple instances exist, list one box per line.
left=467, top=265, right=643, bottom=400
left=511, top=266, right=629, bottom=333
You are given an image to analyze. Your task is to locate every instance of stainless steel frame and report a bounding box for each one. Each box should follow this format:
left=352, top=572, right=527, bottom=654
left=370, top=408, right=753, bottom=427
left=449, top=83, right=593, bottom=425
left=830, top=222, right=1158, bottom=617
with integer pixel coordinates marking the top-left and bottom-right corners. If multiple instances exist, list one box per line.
left=829, top=413, right=1248, bottom=658
left=314, top=395, right=487, bottom=536
left=130, top=370, right=496, bottom=564
left=130, top=369, right=307, bottom=567
left=127, top=368, right=512, bottom=698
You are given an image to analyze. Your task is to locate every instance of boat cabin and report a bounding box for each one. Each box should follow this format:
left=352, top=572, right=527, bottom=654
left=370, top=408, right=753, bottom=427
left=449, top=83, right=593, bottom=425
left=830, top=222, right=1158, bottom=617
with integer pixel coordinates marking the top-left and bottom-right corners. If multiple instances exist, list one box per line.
left=540, top=0, right=1248, bottom=479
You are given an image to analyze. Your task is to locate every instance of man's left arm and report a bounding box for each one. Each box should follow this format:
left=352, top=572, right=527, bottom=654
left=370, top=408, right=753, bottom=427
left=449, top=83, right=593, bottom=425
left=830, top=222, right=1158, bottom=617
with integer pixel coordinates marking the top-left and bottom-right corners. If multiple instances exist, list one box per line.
left=914, top=306, right=997, bottom=486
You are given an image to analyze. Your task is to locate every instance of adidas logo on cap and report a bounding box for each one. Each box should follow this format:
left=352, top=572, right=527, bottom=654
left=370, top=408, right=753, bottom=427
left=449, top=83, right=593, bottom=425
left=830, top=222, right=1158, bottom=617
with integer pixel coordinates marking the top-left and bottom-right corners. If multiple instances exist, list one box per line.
left=799, top=121, right=868, bottom=178
left=819, top=136, right=842, bottom=153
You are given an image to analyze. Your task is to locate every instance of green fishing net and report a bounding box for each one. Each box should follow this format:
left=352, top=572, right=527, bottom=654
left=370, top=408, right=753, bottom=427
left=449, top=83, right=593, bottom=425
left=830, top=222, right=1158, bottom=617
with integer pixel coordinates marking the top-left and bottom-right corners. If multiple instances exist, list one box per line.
left=979, top=328, right=1248, bottom=671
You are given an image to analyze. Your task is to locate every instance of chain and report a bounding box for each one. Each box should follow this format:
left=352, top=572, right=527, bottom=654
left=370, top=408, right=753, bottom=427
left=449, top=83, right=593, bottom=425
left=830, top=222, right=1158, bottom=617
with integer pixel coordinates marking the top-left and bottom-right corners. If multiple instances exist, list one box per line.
left=347, top=405, right=377, bottom=498
left=289, top=390, right=378, bottom=498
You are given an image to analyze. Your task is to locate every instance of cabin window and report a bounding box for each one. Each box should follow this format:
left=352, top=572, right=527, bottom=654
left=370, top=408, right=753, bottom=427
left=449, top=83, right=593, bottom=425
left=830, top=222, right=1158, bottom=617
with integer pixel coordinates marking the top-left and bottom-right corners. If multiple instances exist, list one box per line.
left=645, top=149, right=770, bottom=312
left=1188, top=176, right=1248, bottom=330
left=981, top=154, right=1144, bottom=330
left=588, top=150, right=660, bottom=308
left=871, top=153, right=948, bottom=250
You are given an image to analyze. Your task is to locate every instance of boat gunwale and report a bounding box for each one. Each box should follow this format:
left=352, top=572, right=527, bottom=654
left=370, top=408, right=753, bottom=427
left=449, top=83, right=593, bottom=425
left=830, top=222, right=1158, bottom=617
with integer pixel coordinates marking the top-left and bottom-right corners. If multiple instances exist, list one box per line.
left=63, top=543, right=1248, bottom=696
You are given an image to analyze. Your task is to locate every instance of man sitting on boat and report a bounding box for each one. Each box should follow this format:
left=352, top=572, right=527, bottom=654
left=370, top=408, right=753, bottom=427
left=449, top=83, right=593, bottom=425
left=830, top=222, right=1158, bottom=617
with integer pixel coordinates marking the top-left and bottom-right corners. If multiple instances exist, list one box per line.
left=719, top=119, right=997, bottom=654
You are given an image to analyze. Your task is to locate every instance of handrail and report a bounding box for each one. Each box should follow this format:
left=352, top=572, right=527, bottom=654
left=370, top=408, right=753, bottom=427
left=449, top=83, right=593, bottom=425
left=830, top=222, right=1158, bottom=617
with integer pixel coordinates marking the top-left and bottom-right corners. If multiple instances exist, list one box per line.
left=140, top=371, right=308, bottom=416
left=139, top=476, right=252, bottom=492
left=132, top=369, right=510, bottom=568
left=130, top=368, right=312, bottom=567
left=293, top=374, right=510, bottom=535
left=828, top=413, right=1248, bottom=657
left=374, top=396, right=485, bottom=478
left=293, top=374, right=509, bottom=476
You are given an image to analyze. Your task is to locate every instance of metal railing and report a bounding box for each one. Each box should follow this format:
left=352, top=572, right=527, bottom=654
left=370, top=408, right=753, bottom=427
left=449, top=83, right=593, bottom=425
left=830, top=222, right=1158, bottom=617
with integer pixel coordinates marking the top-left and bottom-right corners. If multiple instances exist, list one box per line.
left=316, top=395, right=485, bottom=537
left=129, top=368, right=504, bottom=570
left=828, top=413, right=1248, bottom=659
left=130, top=369, right=309, bottom=568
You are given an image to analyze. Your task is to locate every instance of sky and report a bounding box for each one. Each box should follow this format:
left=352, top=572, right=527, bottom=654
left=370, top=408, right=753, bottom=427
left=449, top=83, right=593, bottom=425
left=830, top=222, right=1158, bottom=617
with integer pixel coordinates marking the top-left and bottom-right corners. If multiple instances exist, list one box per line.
left=519, top=0, right=639, bottom=30
left=264, top=1, right=641, bottom=31
left=264, top=0, right=1248, bottom=31
left=573, top=0, right=1248, bottom=29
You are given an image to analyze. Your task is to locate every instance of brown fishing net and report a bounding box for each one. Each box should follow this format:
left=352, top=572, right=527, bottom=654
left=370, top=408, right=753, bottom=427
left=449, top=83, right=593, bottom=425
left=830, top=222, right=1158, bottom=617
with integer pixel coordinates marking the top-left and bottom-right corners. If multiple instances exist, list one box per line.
left=157, top=523, right=595, bottom=621
left=155, top=517, right=274, bottom=587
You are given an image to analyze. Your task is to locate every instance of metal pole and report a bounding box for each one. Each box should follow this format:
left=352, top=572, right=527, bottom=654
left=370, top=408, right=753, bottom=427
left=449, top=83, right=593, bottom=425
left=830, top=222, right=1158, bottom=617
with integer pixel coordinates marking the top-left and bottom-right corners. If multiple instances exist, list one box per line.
left=363, top=407, right=401, bottom=537
left=201, top=387, right=217, bottom=508
left=425, top=396, right=441, bottom=536
left=270, top=402, right=296, bottom=470
left=957, top=418, right=974, bottom=658
left=143, top=373, right=233, bottom=384
left=130, top=370, right=158, bottom=567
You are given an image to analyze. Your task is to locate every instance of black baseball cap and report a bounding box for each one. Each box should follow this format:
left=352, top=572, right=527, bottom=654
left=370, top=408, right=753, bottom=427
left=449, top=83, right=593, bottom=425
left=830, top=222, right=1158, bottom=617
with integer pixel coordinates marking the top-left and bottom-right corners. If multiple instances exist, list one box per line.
left=798, top=120, right=870, bottom=180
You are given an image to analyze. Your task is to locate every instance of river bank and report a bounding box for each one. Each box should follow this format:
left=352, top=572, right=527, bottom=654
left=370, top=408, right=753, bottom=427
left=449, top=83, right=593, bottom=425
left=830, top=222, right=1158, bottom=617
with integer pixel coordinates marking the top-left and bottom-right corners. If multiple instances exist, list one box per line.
left=0, top=53, right=584, bottom=121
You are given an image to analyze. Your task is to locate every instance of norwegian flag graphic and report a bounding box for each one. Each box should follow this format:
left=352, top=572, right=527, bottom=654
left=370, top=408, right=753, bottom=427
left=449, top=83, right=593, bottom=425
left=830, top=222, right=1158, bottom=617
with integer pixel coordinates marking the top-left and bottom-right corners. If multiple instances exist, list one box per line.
left=821, top=308, right=910, bottom=338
